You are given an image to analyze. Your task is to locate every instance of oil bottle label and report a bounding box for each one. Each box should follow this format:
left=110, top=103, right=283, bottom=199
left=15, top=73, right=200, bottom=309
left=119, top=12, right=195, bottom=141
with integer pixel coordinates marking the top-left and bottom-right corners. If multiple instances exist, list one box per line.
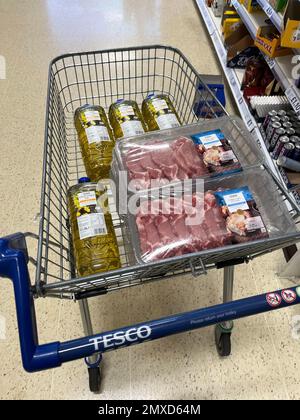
left=84, top=110, right=101, bottom=122
left=156, top=113, right=180, bottom=130
left=78, top=191, right=97, bottom=207
left=85, top=125, right=110, bottom=144
left=121, top=120, right=144, bottom=138
left=151, top=98, right=169, bottom=111
left=118, top=105, right=135, bottom=116
left=77, top=213, right=108, bottom=240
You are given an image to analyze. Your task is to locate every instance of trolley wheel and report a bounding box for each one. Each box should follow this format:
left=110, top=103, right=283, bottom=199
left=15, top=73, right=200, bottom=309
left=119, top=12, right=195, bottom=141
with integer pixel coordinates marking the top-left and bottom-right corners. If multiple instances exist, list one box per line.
left=215, top=324, right=232, bottom=357
left=88, top=366, right=101, bottom=393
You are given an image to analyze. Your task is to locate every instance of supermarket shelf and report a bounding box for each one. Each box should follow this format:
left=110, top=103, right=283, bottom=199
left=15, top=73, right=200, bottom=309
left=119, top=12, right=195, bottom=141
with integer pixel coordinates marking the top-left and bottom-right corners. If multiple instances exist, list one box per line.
left=231, top=0, right=300, bottom=114
left=195, top=1, right=277, bottom=168
left=195, top=0, right=300, bottom=210
left=256, top=0, right=282, bottom=32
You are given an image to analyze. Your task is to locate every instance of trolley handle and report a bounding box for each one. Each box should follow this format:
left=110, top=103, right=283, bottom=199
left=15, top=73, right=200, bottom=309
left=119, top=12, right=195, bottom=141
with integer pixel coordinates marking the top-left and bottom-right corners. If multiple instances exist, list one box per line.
left=1, top=233, right=300, bottom=374
left=0, top=233, right=60, bottom=372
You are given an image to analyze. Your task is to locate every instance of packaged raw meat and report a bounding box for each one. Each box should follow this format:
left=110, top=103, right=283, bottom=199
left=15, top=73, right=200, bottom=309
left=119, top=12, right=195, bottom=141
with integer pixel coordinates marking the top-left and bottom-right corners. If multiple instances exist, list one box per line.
left=124, top=167, right=296, bottom=265
left=191, top=129, right=242, bottom=176
left=111, top=117, right=263, bottom=197
left=131, top=190, right=232, bottom=263
left=214, top=186, right=268, bottom=243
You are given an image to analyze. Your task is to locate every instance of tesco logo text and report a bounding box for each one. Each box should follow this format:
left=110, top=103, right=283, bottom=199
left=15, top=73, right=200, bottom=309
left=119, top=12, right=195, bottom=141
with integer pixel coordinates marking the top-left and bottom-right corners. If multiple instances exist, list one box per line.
left=89, top=326, right=152, bottom=350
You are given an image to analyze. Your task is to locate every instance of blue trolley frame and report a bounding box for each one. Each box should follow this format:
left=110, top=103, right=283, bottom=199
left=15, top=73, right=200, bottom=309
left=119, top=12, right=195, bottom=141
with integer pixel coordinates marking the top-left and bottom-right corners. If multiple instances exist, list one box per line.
left=1, top=233, right=300, bottom=373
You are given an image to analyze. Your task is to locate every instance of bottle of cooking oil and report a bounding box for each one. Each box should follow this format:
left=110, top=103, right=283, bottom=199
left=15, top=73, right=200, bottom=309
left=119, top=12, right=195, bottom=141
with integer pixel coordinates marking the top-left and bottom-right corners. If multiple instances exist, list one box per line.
left=142, top=93, right=182, bottom=131
left=74, top=104, right=115, bottom=181
left=108, top=99, right=147, bottom=140
left=68, top=177, right=121, bottom=277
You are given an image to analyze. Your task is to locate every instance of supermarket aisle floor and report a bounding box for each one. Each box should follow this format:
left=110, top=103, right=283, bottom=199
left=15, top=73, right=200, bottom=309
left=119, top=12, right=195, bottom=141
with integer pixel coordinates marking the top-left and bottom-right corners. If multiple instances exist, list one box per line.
left=0, top=0, right=299, bottom=400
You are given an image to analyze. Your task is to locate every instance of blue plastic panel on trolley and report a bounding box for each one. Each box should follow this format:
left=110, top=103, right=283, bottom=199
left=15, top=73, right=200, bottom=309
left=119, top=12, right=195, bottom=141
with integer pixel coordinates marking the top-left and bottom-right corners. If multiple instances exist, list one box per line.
left=1, top=233, right=300, bottom=372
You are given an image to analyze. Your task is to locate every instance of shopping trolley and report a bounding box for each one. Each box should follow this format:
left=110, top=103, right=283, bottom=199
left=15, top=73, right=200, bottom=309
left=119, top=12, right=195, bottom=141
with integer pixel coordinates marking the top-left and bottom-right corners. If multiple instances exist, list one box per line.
left=1, top=45, right=300, bottom=393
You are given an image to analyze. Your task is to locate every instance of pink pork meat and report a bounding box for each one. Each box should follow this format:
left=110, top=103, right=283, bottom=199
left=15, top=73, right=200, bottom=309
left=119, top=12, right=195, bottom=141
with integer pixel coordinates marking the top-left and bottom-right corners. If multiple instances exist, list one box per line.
left=135, top=192, right=232, bottom=262
left=125, top=137, right=209, bottom=190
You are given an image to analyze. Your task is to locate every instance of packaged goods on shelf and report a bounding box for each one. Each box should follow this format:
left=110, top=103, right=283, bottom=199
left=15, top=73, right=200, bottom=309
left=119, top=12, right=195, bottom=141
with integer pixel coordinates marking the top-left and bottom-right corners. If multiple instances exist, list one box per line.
left=67, top=178, right=121, bottom=277
left=269, top=0, right=288, bottom=12
left=249, top=95, right=290, bottom=118
left=109, top=99, right=147, bottom=140
left=212, top=0, right=225, bottom=16
left=74, top=104, right=115, bottom=181
left=214, top=186, right=268, bottom=244
left=255, top=25, right=291, bottom=57
left=191, top=129, right=242, bottom=176
left=277, top=156, right=300, bottom=172
left=243, top=0, right=262, bottom=12
left=223, top=17, right=243, bottom=40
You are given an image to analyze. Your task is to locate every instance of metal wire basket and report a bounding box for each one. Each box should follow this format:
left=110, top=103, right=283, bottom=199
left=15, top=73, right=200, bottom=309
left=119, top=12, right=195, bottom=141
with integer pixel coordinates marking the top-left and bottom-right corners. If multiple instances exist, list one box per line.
left=35, top=45, right=300, bottom=300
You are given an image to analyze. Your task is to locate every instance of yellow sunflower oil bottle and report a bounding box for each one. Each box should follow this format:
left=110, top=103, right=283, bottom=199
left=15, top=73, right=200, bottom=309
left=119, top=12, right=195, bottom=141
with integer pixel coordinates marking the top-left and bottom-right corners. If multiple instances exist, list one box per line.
left=68, top=177, right=121, bottom=277
left=142, top=93, right=182, bottom=131
left=108, top=99, right=147, bottom=140
left=74, top=104, right=115, bottom=181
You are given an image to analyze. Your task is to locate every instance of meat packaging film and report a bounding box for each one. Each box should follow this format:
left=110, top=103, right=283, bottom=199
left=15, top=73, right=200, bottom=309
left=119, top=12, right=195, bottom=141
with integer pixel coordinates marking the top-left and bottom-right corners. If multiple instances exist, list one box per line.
left=123, top=166, right=297, bottom=264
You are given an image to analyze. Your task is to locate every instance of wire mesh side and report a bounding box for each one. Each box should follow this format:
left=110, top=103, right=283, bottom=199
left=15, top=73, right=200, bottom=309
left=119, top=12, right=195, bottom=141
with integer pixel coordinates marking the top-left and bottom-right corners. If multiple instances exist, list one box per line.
left=35, top=44, right=300, bottom=300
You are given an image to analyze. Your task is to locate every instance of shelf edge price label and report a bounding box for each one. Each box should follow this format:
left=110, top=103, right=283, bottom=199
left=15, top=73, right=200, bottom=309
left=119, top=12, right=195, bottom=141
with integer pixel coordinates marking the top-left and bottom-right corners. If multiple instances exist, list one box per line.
left=231, top=0, right=240, bottom=12
left=229, top=73, right=236, bottom=87
left=285, top=86, right=300, bottom=114
left=265, top=56, right=275, bottom=70
left=263, top=4, right=273, bottom=19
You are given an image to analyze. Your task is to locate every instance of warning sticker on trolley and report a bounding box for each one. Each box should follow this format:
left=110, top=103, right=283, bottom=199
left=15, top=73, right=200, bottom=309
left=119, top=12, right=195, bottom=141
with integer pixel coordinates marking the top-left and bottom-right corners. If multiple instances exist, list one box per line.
left=266, top=292, right=282, bottom=307
left=281, top=289, right=297, bottom=304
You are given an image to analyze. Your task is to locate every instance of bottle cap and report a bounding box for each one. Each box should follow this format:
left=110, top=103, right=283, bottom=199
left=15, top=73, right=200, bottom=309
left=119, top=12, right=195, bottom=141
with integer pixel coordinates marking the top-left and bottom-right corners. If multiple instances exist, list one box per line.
left=78, top=177, right=91, bottom=183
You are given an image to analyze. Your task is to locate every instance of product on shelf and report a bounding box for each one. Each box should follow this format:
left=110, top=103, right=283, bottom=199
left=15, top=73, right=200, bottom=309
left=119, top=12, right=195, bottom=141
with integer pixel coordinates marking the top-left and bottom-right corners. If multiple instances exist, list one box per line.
left=277, top=155, right=300, bottom=171
left=241, top=56, right=274, bottom=90
left=266, top=121, right=282, bottom=144
left=223, top=17, right=243, bottom=40
left=67, top=177, right=121, bottom=277
left=225, top=24, right=259, bottom=68
left=255, top=25, right=291, bottom=58
left=108, top=99, right=147, bottom=140
left=212, top=0, right=225, bottom=16
left=74, top=104, right=115, bottom=181
left=111, top=118, right=263, bottom=197
left=281, top=0, right=300, bottom=48
left=272, top=135, right=290, bottom=159
left=142, top=94, right=181, bottom=131
left=250, top=96, right=290, bottom=119
left=191, top=129, right=242, bottom=175
left=269, top=0, right=288, bottom=12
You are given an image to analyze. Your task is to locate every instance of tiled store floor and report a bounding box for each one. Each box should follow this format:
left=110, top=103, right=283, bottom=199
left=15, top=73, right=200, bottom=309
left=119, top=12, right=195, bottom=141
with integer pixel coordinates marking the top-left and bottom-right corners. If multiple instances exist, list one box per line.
left=0, top=0, right=299, bottom=400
